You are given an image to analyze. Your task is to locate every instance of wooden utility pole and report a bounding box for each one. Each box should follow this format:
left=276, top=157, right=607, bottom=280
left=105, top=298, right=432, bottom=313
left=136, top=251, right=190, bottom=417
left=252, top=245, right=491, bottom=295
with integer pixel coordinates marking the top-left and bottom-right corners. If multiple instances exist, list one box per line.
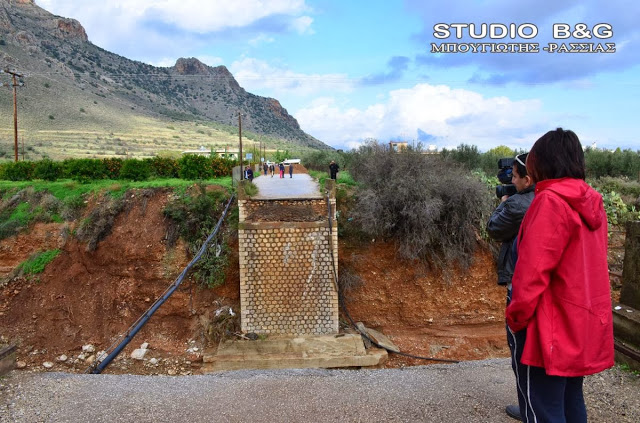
left=1, top=69, right=24, bottom=162
left=238, top=111, right=243, bottom=180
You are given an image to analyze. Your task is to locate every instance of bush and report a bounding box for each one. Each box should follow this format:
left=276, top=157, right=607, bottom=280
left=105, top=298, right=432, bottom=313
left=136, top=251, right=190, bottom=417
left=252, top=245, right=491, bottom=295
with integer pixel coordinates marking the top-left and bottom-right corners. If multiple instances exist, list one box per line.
left=163, top=185, right=232, bottom=288
left=149, top=156, right=179, bottom=178
left=178, top=154, right=213, bottom=180
left=349, top=141, right=493, bottom=269
left=440, top=143, right=482, bottom=170
left=597, top=189, right=640, bottom=225
left=1, top=161, right=35, bottom=181
left=585, top=148, right=640, bottom=178
left=63, top=158, right=107, bottom=183
left=119, top=159, right=150, bottom=181
left=33, top=159, right=62, bottom=181
left=209, top=156, right=234, bottom=177
left=590, top=177, right=640, bottom=200
left=302, top=150, right=346, bottom=172
left=103, top=157, right=123, bottom=179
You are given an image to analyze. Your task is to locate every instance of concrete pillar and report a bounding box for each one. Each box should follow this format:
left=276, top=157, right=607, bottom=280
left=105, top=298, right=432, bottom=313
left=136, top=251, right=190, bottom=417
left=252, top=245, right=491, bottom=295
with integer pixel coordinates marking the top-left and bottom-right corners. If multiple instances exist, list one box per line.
left=620, top=221, right=640, bottom=309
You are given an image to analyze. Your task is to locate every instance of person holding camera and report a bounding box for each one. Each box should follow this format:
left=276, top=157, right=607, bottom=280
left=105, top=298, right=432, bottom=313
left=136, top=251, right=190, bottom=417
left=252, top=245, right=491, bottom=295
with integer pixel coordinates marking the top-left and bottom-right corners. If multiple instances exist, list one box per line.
left=486, top=152, right=534, bottom=421
left=506, top=129, right=613, bottom=423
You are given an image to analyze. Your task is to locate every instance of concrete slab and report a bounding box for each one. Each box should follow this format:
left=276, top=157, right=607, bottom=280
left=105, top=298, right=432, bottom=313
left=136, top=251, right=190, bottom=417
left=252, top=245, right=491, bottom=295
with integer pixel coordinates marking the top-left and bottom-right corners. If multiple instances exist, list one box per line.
left=251, top=173, right=323, bottom=200
left=202, top=334, right=387, bottom=372
left=356, top=322, right=400, bottom=353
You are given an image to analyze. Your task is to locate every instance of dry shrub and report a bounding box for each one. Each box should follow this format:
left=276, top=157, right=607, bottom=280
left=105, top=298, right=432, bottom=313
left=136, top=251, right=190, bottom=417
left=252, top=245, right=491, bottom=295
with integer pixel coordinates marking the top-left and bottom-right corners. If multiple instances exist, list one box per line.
left=337, top=263, right=363, bottom=298
left=349, top=142, right=493, bottom=269
left=75, top=195, right=126, bottom=251
left=201, top=306, right=239, bottom=344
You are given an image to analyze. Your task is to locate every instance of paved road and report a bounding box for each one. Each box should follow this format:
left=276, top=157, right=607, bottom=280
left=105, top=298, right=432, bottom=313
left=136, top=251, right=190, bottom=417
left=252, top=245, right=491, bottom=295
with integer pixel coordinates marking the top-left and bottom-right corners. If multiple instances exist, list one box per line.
left=250, top=173, right=322, bottom=199
left=2, top=358, right=638, bottom=422
left=1, top=359, right=517, bottom=422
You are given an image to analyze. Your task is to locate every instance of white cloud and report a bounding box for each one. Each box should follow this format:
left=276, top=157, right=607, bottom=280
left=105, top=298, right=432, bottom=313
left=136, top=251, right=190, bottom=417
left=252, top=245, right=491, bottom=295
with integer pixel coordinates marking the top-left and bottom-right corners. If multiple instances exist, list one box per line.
left=39, top=0, right=310, bottom=33
left=196, top=55, right=225, bottom=67
left=295, top=84, right=547, bottom=150
left=230, top=58, right=354, bottom=97
left=145, top=0, right=310, bottom=33
left=149, top=57, right=180, bottom=68
left=290, top=16, right=314, bottom=34
left=36, top=1, right=313, bottom=62
left=249, top=34, right=276, bottom=47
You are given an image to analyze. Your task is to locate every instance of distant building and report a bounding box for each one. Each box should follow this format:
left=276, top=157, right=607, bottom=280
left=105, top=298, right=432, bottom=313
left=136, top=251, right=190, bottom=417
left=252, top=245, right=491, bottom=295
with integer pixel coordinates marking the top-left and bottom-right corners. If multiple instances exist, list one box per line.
left=181, top=145, right=240, bottom=159
left=216, top=150, right=239, bottom=159
left=182, top=145, right=210, bottom=156
left=389, top=141, right=408, bottom=152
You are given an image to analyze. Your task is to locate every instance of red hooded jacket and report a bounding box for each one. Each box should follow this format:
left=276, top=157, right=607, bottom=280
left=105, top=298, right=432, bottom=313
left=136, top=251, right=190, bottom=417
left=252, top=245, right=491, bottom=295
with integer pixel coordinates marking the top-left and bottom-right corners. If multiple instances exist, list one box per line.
left=506, top=178, right=614, bottom=377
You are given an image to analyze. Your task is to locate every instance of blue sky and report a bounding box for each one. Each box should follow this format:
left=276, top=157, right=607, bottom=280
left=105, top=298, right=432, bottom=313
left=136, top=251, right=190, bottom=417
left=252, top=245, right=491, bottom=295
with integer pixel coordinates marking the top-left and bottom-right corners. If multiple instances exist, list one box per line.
left=37, top=0, right=640, bottom=151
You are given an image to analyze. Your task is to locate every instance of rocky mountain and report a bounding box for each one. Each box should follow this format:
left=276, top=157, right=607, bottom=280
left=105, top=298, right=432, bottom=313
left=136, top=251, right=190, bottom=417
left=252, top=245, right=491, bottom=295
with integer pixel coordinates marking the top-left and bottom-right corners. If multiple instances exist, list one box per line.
left=0, top=0, right=330, bottom=154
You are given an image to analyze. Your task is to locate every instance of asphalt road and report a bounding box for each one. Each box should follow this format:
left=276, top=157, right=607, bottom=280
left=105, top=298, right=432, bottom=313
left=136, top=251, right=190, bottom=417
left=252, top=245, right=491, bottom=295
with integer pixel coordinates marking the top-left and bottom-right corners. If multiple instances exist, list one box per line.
left=250, top=173, right=323, bottom=199
left=2, top=358, right=638, bottom=422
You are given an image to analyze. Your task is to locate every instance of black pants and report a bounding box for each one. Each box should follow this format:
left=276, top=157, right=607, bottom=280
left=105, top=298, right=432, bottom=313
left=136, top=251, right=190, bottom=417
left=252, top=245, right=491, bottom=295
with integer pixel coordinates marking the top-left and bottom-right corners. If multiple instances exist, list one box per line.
left=506, top=312, right=587, bottom=422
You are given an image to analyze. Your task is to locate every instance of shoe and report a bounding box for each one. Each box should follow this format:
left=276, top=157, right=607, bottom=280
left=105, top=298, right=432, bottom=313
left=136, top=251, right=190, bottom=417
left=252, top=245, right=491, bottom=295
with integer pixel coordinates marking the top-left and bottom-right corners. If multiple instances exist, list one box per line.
left=505, top=405, right=522, bottom=421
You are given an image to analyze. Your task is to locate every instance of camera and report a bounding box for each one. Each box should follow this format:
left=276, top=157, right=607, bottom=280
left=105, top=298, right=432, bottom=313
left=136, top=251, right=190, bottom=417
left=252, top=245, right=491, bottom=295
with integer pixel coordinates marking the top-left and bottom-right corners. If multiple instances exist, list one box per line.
left=495, top=158, right=517, bottom=198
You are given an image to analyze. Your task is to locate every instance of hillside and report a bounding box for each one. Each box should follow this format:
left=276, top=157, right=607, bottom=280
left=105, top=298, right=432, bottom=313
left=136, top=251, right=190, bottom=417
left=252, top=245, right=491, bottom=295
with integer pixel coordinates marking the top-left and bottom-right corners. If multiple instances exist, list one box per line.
left=0, top=0, right=329, bottom=159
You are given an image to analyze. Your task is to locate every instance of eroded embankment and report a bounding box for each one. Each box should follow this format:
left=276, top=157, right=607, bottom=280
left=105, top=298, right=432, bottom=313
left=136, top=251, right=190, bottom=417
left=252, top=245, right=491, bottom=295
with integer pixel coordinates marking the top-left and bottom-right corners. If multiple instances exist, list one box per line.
left=0, top=188, right=240, bottom=374
left=1, top=186, right=512, bottom=374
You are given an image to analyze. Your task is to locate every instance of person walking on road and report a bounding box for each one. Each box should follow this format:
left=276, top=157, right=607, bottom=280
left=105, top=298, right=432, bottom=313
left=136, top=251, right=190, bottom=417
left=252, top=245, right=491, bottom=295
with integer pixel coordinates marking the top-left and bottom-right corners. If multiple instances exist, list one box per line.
left=289, top=163, right=294, bottom=178
left=263, top=162, right=268, bottom=176
left=279, top=163, right=285, bottom=179
left=329, top=160, right=339, bottom=180
left=269, top=163, right=275, bottom=178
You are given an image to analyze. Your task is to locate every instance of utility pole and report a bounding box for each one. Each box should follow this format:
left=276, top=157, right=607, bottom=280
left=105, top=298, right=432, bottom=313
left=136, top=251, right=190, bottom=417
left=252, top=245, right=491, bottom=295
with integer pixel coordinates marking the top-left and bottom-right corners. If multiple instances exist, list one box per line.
left=1, top=69, right=25, bottom=162
left=238, top=111, right=243, bottom=180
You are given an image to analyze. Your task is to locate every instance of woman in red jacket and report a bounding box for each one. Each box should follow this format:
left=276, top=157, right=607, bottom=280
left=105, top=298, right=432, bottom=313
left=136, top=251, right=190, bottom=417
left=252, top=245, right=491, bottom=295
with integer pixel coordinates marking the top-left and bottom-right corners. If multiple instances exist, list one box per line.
left=505, top=128, right=614, bottom=423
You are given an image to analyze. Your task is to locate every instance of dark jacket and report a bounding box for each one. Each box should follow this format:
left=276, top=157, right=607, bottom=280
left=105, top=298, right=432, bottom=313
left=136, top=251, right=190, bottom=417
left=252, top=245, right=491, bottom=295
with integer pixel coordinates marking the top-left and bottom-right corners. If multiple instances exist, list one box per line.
left=486, top=186, right=534, bottom=286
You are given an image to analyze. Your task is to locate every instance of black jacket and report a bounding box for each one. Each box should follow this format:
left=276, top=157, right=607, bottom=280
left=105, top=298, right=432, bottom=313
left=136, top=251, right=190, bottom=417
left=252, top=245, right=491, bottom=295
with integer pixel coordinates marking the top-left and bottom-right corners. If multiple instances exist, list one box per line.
left=486, top=186, right=534, bottom=286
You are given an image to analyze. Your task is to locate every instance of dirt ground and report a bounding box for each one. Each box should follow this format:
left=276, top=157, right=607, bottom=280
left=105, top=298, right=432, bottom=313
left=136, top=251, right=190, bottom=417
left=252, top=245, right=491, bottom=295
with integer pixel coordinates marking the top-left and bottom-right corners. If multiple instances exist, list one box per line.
left=0, top=185, right=627, bottom=375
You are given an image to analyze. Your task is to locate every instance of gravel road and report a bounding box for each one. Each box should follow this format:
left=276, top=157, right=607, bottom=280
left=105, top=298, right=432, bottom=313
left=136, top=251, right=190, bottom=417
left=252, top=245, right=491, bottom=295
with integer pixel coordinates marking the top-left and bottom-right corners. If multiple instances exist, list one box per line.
left=1, top=358, right=638, bottom=422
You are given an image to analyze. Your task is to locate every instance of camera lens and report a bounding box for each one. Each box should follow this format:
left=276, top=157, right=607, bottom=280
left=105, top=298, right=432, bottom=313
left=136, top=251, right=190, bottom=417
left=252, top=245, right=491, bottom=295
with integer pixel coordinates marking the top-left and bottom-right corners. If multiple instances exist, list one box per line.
left=496, top=184, right=517, bottom=198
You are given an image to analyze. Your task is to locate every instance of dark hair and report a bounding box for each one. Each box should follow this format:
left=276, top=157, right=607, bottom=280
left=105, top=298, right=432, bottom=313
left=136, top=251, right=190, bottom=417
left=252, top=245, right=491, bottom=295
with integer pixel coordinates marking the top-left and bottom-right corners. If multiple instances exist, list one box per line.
left=527, top=128, right=585, bottom=182
left=513, top=153, right=528, bottom=178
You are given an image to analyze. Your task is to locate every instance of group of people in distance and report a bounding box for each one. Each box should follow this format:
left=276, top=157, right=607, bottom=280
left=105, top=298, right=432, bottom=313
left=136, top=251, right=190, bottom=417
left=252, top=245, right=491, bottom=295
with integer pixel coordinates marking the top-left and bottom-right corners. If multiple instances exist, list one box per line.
left=244, top=160, right=340, bottom=181
left=487, top=128, right=613, bottom=422
left=249, top=162, right=294, bottom=179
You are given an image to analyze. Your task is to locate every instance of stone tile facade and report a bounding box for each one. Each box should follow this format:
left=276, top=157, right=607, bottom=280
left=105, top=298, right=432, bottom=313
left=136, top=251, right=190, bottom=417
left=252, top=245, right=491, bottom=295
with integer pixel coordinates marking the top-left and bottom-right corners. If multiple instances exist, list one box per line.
left=238, top=182, right=338, bottom=335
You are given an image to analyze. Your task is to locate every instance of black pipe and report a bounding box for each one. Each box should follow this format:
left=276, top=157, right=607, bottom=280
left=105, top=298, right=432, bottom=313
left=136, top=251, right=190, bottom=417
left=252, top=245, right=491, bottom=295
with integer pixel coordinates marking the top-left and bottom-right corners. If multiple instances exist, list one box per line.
left=88, top=194, right=235, bottom=374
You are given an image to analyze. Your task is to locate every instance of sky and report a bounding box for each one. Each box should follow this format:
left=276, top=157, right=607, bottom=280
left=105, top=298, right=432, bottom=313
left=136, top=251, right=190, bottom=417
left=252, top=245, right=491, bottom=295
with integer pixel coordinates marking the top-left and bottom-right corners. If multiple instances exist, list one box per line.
left=36, top=0, right=640, bottom=152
